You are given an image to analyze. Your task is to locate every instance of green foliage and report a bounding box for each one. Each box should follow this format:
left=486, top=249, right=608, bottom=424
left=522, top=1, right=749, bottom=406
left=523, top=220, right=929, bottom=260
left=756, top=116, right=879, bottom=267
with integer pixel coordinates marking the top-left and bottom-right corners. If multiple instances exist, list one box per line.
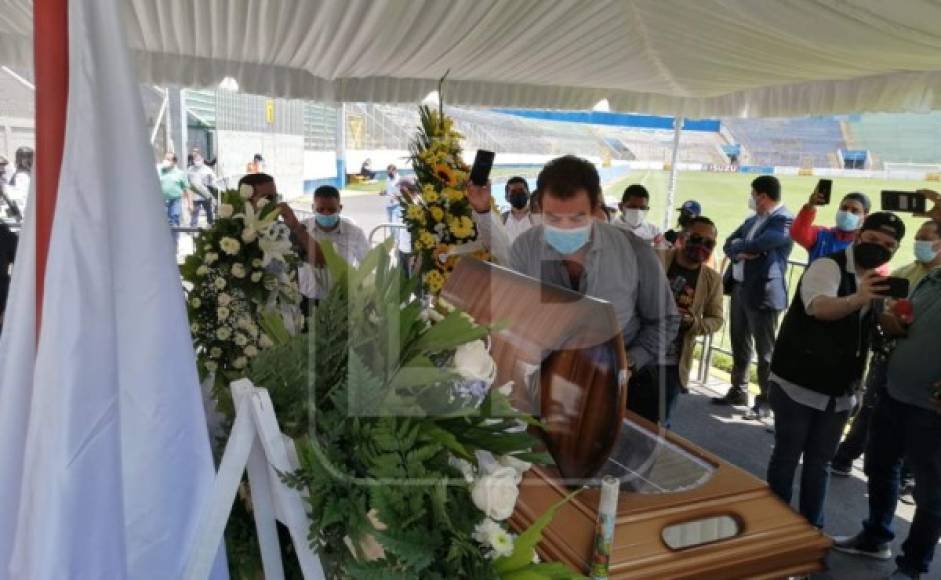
left=250, top=241, right=567, bottom=579
left=494, top=489, right=585, bottom=578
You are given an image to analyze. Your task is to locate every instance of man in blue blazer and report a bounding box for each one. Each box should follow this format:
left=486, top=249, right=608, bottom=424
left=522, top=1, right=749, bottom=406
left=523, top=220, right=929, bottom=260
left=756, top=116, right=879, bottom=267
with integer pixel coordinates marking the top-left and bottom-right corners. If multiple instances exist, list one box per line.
left=713, top=175, right=794, bottom=419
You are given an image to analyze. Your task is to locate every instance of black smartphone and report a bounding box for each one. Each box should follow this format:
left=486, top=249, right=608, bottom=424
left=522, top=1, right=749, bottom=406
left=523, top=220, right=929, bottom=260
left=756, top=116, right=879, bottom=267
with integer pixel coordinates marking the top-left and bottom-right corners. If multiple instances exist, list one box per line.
left=469, top=149, right=495, bottom=186
left=880, top=276, right=910, bottom=299
left=815, top=179, right=832, bottom=205
left=881, top=190, right=927, bottom=213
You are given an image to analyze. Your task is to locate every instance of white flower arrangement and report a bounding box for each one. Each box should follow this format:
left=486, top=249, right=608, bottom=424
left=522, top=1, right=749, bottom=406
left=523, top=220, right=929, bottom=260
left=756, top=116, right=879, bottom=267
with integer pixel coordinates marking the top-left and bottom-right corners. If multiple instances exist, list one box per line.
left=231, top=263, right=247, bottom=279
left=220, top=237, right=241, bottom=255
left=218, top=204, right=234, bottom=219
left=239, top=184, right=254, bottom=199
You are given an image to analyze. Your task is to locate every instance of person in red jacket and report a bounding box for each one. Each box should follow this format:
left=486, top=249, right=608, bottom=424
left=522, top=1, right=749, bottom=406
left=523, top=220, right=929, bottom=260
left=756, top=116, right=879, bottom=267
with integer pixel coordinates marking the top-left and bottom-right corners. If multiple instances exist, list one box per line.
left=791, top=189, right=871, bottom=263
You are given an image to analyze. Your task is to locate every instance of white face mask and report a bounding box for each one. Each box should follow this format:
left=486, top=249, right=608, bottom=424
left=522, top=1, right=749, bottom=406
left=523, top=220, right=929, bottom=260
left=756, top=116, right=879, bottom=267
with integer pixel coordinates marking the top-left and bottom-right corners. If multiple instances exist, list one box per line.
left=621, top=208, right=648, bottom=228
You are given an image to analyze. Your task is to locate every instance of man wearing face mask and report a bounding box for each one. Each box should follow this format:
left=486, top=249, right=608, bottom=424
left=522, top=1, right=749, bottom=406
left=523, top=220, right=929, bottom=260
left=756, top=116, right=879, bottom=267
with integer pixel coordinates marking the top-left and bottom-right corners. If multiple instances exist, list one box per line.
left=713, top=176, right=794, bottom=420
left=766, top=212, right=904, bottom=532
left=501, top=176, right=535, bottom=244
left=791, top=188, right=871, bottom=263
left=501, top=155, right=680, bottom=376
left=627, top=217, right=723, bottom=427
left=297, top=185, right=368, bottom=303
left=158, top=152, right=191, bottom=250
left=892, top=219, right=941, bottom=286
left=615, top=184, right=664, bottom=246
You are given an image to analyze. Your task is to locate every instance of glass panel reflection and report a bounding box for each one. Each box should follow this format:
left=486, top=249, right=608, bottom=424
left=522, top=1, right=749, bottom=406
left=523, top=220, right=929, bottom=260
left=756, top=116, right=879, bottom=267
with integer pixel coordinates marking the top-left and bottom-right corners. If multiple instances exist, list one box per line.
left=662, top=516, right=741, bottom=550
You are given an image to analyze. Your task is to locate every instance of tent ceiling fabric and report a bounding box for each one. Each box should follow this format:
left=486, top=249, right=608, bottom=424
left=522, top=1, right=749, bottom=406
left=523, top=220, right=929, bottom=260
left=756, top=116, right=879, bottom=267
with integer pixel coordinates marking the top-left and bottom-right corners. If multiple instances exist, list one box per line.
left=6, top=0, right=941, bottom=117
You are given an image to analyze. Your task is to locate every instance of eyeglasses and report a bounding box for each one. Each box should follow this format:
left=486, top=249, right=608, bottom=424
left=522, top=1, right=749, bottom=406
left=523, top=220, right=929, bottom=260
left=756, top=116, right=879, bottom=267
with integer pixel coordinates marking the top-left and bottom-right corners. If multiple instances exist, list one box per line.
left=687, top=234, right=716, bottom=249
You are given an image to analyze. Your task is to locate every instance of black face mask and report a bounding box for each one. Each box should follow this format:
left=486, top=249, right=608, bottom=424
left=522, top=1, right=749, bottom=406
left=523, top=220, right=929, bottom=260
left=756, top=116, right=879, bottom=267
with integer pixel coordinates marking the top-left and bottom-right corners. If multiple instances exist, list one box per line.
left=853, top=242, right=892, bottom=270
left=508, top=191, right=529, bottom=210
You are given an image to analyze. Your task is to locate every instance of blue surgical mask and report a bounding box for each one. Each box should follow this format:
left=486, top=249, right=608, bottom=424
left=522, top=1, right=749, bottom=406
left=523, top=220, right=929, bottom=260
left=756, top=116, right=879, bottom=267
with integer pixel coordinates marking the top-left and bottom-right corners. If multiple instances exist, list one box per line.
left=914, top=240, right=940, bottom=264
left=835, top=210, right=861, bottom=232
left=315, top=213, right=340, bottom=229
left=544, top=223, right=591, bottom=255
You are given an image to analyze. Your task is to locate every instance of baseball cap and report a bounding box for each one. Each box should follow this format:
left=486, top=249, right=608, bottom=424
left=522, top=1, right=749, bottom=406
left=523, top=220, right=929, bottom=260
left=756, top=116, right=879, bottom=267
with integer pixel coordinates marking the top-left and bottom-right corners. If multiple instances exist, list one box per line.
left=677, top=200, right=702, bottom=216
left=860, top=211, right=905, bottom=242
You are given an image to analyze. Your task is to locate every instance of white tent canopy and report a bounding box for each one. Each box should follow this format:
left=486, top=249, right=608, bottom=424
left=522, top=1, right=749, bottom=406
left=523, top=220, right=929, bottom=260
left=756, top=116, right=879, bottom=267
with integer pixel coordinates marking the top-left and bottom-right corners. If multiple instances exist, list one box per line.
left=5, top=0, right=941, bottom=117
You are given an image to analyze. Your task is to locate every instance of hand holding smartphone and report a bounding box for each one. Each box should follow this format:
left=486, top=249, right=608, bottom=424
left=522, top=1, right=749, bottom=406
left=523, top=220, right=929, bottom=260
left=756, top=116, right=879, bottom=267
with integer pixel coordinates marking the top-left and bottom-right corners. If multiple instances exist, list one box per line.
left=811, top=179, right=832, bottom=206
left=881, top=190, right=927, bottom=214
left=469, top=149, right=495, bottom=186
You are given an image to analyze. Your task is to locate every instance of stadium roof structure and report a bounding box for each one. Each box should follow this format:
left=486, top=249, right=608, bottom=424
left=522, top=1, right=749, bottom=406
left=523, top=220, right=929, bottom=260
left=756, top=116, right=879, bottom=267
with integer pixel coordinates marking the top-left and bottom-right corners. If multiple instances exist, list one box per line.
left=5, top=0, right=941, bottom=118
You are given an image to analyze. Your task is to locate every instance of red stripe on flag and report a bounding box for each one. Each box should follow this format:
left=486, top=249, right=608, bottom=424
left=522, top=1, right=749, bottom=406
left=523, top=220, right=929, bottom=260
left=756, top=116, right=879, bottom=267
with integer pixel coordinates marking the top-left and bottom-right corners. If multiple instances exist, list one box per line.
left=34, top=0, right=69, bottom=335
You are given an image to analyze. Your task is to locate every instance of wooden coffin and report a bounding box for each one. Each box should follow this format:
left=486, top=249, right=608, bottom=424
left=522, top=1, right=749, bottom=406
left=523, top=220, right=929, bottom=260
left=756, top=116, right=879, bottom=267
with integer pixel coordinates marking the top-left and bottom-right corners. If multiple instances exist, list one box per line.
left=442, top=258, right=831, bottom=579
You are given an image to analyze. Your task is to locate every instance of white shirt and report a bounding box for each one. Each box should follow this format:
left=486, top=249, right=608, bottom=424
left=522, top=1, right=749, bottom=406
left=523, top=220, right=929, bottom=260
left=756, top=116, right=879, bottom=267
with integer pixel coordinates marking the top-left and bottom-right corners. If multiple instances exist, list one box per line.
left=298, top=216, right=368, bottom=299
left=503, top=211, right=535, bottom=244
left=6, top=171, right=30, bottom=212
left=613, top=217, right=663, bottom=246
left=771, top=247, right=861, bottom=412
left=732, top=204, right=782, bottom=282
left=187, top=164, right=216, bottom=199
left=384, top=173, right=401, bottom=203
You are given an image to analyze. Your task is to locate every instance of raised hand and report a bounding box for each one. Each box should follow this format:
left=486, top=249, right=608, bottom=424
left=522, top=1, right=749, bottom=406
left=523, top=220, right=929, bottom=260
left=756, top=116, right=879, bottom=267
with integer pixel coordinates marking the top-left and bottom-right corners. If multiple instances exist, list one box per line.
left=466, top=180, right=493, bottom=213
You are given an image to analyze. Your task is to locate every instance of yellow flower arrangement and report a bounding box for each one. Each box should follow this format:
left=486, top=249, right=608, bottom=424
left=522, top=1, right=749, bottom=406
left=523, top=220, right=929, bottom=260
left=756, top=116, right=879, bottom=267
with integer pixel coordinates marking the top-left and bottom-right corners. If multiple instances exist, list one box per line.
left=443, top=188, right=464, bottom=203
left=406, top=205, right=426, bottom=224
left=449, top=216, right=475, bottom=240
left=424, top=189, right=440, bottom=204
left=434, top=164, right=459, bottom=188
left=424, top=270, right=445, bottom=294
left=418, top=231, right=438, bottom=250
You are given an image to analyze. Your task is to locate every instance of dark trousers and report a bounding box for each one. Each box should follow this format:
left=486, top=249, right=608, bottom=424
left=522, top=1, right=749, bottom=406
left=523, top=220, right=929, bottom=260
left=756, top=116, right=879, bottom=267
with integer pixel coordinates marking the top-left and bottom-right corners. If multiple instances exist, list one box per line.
left=729, top=283, right=780, bottom=409
left=190, top=198, right=214, bottom=227
left=766, top=382, right=850, bottom=528
left=861, top=394, right=941, bottom=576
left=833, top=356, right=888, bottom=468
left=626, top=365, right=682, bottom=428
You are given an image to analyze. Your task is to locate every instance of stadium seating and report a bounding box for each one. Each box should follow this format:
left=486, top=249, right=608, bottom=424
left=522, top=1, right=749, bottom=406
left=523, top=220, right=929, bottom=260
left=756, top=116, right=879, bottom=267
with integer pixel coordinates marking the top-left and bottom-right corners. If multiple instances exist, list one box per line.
left=845, top=112, right=941, bottom=168
left=722, top=117, right=845, bottom=168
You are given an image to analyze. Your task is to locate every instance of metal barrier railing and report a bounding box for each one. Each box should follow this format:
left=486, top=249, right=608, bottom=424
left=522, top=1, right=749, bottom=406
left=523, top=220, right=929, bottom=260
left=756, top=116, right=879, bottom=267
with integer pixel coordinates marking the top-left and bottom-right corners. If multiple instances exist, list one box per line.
left=368, top=223, right=407, bottom=247
left=690, top=257, right=808, bottom=387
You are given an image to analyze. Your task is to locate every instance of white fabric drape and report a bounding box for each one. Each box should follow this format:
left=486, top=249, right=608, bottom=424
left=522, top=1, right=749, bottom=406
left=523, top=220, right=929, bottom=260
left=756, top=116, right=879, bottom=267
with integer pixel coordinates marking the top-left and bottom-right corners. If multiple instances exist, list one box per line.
left=3, top=0, right=941, bottom=116
left=0, top=0, right=225, bottom=577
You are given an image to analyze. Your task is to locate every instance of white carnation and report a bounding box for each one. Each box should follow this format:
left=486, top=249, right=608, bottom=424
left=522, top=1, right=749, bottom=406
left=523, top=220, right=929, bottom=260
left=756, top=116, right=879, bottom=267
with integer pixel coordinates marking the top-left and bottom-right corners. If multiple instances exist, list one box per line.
left=218, top=204, right=234, bottom=218
left=196, top=265, right=209, bottom=277
left=220, top=237, right=241, bottom=255
left=233, top=356, right=248, bottom=369
left=217, top=306, right=231, bottom=321
left=250, top=271, right=263, bottom=283
left=204, top=252, right=219, bottom=265
left=190, top=297, right=201, bottom=308
left=190, top=322, right=199, bottom=333
left=231, top=263, right=247, bottom=279
left=252, top=259, right=263, bottom=268
left=216, top=327, right=232, bottom=341
left=209, top=347, right=223, bottom=358
left=217, top=293, right=232, bottom=306
left=234, top=333, right=249, bottom=347
left=244, top=345, right=258, bottom=358
left=214, top=277, right=227, bottom=290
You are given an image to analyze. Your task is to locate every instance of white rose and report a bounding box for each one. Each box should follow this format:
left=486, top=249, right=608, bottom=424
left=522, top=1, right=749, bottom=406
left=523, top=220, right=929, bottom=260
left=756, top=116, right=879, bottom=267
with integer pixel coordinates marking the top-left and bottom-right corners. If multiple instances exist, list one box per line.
left=250, top=271, right=263, bottom=283
left=244, top=345, right=258, bottom=358
left=471, top=466, right=520, bottom=521
left=217, top=293, right=232, bottom=306
left=241, top=227, right=257, bottom=243
left=216, top=327, right=232, bottom=341
left=259, top=334, right=274, bottom=349
left=214, top=277, right=227, bottom=290
left=204, top=252, right=219, bottom=265
left=239, top=184, right=254, bottom=199
left=190, top=297, right=201, bottom=308
left=217, top=306, right=230, bottom=321
left=234, top=333, right=248, bottom=347
left=453, top=340, right=496, bottom=385
left=231, top=263, right=247, bottom=279
left=196, top=265, right=209, bottom=277
left=210, top=347, right=223, bottom=358
left=233, top=356, right=248, bottom=369
left=218, top=204, right=234, bottom=218
left=498, top=455, right=532, bottom=478
left=205, top=361, right=218, bottom=372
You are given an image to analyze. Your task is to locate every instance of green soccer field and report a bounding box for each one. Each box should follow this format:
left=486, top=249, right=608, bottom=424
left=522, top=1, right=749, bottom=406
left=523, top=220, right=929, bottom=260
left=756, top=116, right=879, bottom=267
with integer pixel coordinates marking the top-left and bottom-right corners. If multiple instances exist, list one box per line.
left=602, top=170, right=936, bottom=271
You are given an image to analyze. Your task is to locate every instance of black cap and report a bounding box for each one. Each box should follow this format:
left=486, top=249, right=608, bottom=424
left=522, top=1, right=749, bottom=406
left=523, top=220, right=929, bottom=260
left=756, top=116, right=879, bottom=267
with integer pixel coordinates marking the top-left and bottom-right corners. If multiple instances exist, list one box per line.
left=861, top=211, right=905, bottom=241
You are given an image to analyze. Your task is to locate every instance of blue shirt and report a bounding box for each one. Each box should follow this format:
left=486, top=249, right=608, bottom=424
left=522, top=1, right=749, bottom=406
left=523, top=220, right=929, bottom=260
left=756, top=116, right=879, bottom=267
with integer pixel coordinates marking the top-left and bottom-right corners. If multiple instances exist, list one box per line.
left=887, top=267, right=941, bottom=412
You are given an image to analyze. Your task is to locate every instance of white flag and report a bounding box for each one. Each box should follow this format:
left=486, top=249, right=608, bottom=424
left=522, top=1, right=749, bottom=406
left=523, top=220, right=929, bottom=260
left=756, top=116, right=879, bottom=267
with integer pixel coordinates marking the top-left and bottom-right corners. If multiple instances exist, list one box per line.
left=0, top=0, right=226, bottom=577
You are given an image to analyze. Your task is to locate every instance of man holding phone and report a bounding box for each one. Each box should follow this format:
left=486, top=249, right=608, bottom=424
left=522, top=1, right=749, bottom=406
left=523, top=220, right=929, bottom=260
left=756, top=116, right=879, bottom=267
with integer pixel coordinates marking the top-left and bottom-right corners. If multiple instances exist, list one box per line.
left=791, top=184, right=872, bottom=263
left=765, top=212, right=905, bottom=530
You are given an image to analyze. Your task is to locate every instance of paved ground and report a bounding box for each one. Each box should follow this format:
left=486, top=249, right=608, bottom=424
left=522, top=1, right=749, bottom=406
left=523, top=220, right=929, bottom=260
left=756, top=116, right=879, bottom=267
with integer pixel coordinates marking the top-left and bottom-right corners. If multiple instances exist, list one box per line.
left=675, top=381, right=937, bottom=580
